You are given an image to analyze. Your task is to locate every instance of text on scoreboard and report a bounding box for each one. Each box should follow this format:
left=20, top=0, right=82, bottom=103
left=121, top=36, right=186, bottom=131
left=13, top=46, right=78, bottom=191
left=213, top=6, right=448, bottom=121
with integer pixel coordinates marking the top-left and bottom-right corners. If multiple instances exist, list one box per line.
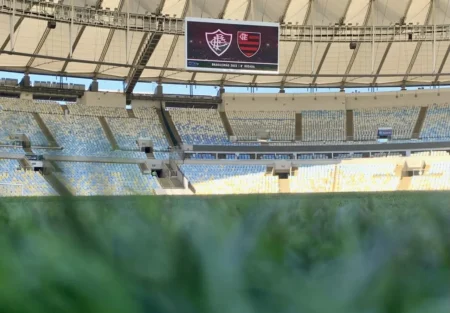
left=185, top=18, right=279, bottom=74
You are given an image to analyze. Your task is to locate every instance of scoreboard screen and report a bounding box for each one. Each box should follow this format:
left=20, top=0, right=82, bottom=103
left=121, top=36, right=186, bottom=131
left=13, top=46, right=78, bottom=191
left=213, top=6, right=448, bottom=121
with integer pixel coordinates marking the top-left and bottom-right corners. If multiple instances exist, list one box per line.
left=185, top=18, right=279, bottom=74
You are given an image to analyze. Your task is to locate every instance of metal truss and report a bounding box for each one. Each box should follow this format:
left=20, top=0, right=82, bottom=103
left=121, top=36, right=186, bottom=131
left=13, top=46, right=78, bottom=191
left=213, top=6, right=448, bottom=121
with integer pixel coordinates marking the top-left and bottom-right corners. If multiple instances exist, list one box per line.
left=2, top=0, right=450, bottom=43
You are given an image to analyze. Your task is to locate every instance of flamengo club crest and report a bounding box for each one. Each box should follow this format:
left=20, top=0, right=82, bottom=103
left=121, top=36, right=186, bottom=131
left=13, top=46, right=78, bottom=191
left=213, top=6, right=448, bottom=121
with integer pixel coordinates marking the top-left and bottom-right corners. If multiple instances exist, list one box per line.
left=206, top=29, right=232, bottom=56
left=237, top=31, right=261, bottom=58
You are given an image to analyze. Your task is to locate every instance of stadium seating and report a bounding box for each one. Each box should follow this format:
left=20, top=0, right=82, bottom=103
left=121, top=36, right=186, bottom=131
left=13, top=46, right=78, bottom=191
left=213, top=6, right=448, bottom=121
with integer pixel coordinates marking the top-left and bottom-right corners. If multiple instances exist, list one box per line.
left=180, top=164, right=279, bottom=194
left=0, top=97, right=62, bottom=114
left=302, top=110, right=346, bottom=142
left=40, top=114, right=145, bottom=158
left=107, top=117, right=169, bottom=151
left=133, top=107, right=160, bottom=120
left=289, top=165, right=335, bottom=193
left=168, top=108, right=230, bottom=145
left=0, top=111, right=49, bottom=146
left=55, top=162, right=160, bottom=196
left=335, top=164, right=400, bottom=192
left=0, top=159, right=57, bottom=196
left=226, top=111, right=295, bottom=141
left=353, top=106, right=420, bottom=140
left=410, top=162, right=450, bottom=190
left=68, top=105, right=128, bottom=118
left=420, top=104, right=450, bottom=140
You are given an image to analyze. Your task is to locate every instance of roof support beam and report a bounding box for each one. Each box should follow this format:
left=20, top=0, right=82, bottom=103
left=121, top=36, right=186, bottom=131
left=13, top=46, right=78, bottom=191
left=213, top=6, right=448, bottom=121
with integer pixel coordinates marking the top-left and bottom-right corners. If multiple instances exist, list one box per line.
left=434, top=43, right=450, bottom=84
left=402, top=0, right=433, bottom=88
left=93, top=0, right=125, bottom=78
left=60, top=0, right=103, bottom=73
left=280, top=0, right=293, bottom=23
left=340, top=0, right=373, bottom=88
left=372, top=0, right=413, bottom=86
left=24, top=28, right=51, bottom=71
left=311, top=0, right=353, bottom=85
left=124, top=1, right=165, bottom=94
left=280, top=0, right=313, bottom=89
left=220, top=0, right=253, bottom=87
left=0, top=1, right=36, bottom=51
left=158, top=0, right=189, bottom=80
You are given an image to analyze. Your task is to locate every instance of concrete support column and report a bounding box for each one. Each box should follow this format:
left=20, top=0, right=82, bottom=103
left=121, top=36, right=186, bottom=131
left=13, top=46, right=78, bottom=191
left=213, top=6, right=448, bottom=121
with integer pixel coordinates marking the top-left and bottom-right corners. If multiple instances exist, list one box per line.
left=89, top=79, right=99, bottom=92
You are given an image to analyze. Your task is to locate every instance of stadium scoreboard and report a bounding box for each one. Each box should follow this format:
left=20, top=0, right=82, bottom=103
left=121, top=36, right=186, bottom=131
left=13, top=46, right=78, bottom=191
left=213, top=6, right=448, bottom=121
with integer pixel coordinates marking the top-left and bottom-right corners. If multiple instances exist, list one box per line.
left=185, top=18, right=279, bottom=74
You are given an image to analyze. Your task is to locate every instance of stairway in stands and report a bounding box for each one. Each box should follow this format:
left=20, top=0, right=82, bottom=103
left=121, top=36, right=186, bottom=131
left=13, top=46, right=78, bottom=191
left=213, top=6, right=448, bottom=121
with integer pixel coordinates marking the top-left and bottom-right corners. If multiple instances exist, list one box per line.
left=219, top=111, right=234, bottom=136
left=126, top=108, right=136, bottom=118
left=295, top=113, right=302, bottom=141
left=346, top=110, right=354, bottom=141
left=98, top=117, right=119, bottom=150
left=44, top=161, right=72, bottom=196
left=160, top=109, right=182, bottom=146
left=32, top=112, right=58, bottom=147
left=412, top=107, right=428, bottom=139
left=278, top=179, right=290, bottom=193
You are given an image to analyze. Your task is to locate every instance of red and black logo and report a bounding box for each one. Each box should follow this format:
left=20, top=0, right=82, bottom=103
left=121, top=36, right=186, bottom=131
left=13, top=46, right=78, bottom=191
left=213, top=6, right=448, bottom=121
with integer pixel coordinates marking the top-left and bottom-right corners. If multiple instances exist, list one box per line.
left=237, top=31, right=261, bottom=58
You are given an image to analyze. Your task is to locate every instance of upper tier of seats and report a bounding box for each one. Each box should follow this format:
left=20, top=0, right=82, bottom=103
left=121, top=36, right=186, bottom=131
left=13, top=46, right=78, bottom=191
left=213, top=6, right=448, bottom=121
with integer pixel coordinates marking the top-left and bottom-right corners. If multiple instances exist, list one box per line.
left=67, top=105, right=129, bottom=118
left=180, top=164, right=279, bottom=194
left=0, top=98, right=62, bottom=114
left=227, top=111, right=295, bottom=141
left=0, top=111, right=49, bottom=146
left=0, top=159, right=57, bottom=196
left=40, top=114, right=145, bottom=158
left=107, top=117, right=169, bottom=151
left=420, top=104, right=450, bottom=140
left=168, top=108, right=230, bottom=145
left=302, top=110, right=346, bottom=142
left=354, top=106, right=420, bottom=140
left=55, top=162, right=160, bottom=196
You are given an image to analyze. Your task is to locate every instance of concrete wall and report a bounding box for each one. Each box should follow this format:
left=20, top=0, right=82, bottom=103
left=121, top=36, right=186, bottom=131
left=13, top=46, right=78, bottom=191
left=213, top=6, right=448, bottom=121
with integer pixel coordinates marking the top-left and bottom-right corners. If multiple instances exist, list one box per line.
left=131, top=99, right=160, bottom=109
left=79, top=91, right=126, bottom=108
left=222, top=88, right=447, bottom=111
left=20, top=92, right=33, bottom=100
left=222, top=92, right=346, bottom=112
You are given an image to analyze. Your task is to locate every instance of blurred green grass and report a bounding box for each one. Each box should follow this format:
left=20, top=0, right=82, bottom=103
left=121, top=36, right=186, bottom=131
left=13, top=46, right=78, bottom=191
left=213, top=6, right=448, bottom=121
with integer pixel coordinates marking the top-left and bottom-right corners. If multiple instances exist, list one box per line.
left=0, top=192, right=449, bottom=313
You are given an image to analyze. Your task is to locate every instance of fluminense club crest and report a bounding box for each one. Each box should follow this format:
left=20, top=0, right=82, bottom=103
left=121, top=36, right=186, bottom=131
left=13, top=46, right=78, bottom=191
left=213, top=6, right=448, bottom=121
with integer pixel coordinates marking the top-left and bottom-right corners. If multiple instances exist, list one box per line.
left=205, top=29, right=232, bottom=57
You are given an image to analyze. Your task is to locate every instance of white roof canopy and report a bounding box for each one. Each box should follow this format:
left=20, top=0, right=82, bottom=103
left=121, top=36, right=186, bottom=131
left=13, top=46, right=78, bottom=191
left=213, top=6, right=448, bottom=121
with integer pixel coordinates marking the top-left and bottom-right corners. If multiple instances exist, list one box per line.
left=1, top=0, right=450, bottom=89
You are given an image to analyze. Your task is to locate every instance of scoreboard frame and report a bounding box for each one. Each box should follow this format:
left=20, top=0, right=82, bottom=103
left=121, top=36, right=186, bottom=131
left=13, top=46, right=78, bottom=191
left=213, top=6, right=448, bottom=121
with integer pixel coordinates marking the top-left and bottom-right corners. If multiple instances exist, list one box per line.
left=185, top=17, right=280, bottom=75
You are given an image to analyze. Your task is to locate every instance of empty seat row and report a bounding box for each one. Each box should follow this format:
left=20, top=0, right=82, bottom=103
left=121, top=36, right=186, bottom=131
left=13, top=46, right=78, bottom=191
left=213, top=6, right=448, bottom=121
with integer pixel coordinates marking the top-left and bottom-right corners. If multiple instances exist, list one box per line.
left=180, top=164, right=278, bottom=194
left=227, top=111, right=295, bottom=141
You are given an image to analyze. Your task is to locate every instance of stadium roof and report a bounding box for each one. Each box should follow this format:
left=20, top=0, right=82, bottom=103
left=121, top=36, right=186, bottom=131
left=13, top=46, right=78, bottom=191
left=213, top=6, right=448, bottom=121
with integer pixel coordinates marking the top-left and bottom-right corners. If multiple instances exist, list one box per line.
left=1, top=0, right=450, bottom=91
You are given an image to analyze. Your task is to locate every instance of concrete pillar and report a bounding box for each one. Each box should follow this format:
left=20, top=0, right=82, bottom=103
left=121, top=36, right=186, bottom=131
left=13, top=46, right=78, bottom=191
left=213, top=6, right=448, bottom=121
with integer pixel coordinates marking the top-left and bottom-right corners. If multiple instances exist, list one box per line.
left=21, top=74, right=31, bottom=87
left=89, top=79, right=99, bottom=92
left=154, top=84, right=163, bottom=96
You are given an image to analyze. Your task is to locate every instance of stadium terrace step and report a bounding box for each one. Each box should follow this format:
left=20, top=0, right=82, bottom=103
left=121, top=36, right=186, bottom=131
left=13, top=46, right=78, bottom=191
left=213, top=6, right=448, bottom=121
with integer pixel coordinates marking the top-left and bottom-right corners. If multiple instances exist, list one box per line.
left=332, top=165, right=339, bottom=192
left=295, top=113, right=302, bottom=141
left=220, top=111, right=234, bottom=136
left=398, top=177, right=412, bottom=191
left=32, top=112, right=58, bottom=147
left=158, top=177, right=184, bottom=189
left=160, top=109, right=181, bottom=146
left=346, top=110, right=354, bottom=141
left=98, top=117, right=119, bottom=150
left=139, top=163, right=151, bottom=174
left=265, top=166, right=274, bottom=176
left=126, top=109, right=136, bottom=118
left=278, top=178, right=290, bottom=193
left=43, top=173, right=72, bottom=196
left=412, top=107, right=428, bottom=139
